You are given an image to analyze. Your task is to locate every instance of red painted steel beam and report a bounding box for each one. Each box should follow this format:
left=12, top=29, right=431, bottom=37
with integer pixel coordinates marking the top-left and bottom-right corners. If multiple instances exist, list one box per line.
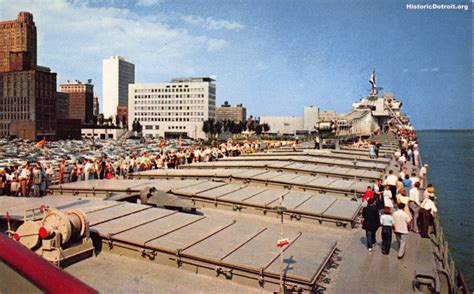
left=0, top=233, right=98, bottom=294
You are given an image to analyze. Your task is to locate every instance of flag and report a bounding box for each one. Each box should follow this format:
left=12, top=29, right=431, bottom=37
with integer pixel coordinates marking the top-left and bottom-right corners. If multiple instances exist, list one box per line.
left=369, top=70, right=376, bottom=87
left=35, top=137, right=46, bottom=148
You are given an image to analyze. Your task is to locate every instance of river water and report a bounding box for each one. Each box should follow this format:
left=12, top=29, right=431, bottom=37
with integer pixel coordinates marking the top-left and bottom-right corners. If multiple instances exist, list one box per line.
left=417, top=130, right=473, bottom=289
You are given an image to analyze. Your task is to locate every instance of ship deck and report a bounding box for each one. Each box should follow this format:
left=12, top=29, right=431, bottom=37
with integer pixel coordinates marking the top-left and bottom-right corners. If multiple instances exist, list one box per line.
left=0, top=137, right=443, bottom=293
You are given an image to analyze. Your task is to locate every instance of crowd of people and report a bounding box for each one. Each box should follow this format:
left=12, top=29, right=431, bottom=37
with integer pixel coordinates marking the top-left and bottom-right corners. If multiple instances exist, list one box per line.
left=0, top=142, right=255, bottom=196
left=0, top=162, right=55, bottom=197
left=0, top=129, right=441, bottom=263
left=361, top=128, right=438, bottom=259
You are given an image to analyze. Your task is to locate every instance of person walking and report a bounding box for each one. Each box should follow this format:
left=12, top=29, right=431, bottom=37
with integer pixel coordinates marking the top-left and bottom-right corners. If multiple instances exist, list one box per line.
left=362, top=186, right=375, bottom=203
left=397, top=189, right=412, bottom=220
left=375, top=143, right=381, bottom=158
left=413, top=146, right=420, bottom=167
left=409, top=182, right=421, bottom=233
left=385, top=170, right=398, bottom=203
left=59, top=159, right=67, bottom=184
left=398, top=153, right=407, bottom=171
left=393, top=203, right=411, bottom=259
left=361, top=198, right=380, bottom=252
left=314, top=136, right=320, bottom=150
left=369, top=142, right=376, bottom=159
left=374, top=179, right=385, bottom=211
left=32, top=164, right=42, bottom=197
left=380, top=207, right=394, bottom=255
left=402, top=174, right=412, bottom=194
left=19, top=164, right=30, bottom=197
left=383, top=184, right=394, bottom=209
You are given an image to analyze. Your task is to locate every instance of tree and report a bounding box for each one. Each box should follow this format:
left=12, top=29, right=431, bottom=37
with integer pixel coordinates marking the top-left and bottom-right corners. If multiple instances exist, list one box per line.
left=255, top=124, right=263, bottom=135
left=122, top=115, right=127, bottom=129
left=262, top=123, right=270, bottom=132
left=132, top=119, right=142, bottom=133
left=236, top=122, right=245, bottom=134
left=213, top=120, right=223, bottom=137
left=202, top=119, right=213, bottom=137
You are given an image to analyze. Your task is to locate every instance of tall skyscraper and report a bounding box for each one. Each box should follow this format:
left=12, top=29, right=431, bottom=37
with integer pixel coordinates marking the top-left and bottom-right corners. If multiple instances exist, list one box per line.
left=102, top=56, right=135, bottom=119
left=0, top=12, right=58, bottom=140
left=59, top=82, right=94, bottom=123
left=93, top=96, right=100, bottom=116
left=0, top=12, right=37, bottom=72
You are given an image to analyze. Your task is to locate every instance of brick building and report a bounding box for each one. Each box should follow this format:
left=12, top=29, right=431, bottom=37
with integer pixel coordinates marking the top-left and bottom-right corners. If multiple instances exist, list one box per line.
left=0, top=12, right=36, bottom=72
left=59, top=82, right=94, bottom=124
left=216, top=101, right=246, bottom=123
left=0, top=12, right=62, bottom=140
left=0, top=66, right=57, bottom=140
left=117, top=105, right=128, bottom=127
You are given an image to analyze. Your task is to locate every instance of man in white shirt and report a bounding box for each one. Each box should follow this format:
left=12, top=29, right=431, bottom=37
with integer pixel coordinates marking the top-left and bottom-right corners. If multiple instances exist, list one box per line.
left=385, top=170, right=398, bottom=203
left=413, top=148, right=420, bottom=167
left=399, top=154, right=407, bottom=170
left=421, top=195, right=437, bottom=216
left=409, top=182, right=421, bottom=233
left=83, top=158, right=94, bottom=181
left=393, top=203, right=411, bottom=259
left=419, top=164, right=428, bottom=188
left=409, top=173, right=420, bottom=188
left=419, top=193, right=437, bottom=238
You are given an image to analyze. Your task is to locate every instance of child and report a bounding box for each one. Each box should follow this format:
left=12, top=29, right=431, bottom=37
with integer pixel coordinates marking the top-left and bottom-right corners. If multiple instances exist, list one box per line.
left=380, top=207, right=393, bottom=255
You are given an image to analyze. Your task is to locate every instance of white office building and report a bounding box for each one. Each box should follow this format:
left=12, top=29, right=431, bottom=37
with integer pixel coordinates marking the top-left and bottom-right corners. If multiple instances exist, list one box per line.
left=128, top=77, right=216, bottom=139
left=260, top=106, right=319, bottom=135
left=102, top=56, right=135, bottom=119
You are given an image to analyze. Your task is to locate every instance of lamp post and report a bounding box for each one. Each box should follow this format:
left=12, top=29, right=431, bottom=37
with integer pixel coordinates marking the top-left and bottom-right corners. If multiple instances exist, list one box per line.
left=274, top=195, right=288, bottom=293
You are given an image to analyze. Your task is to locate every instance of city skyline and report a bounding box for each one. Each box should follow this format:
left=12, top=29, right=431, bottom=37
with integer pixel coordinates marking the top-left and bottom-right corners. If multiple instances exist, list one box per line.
left=0, top=0, right=471, bottom=130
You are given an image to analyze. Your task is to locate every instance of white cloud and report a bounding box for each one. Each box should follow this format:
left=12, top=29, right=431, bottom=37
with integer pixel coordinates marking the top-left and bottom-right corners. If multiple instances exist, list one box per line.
left=431, top=67, right=439, bottom=72
left=182, top=15, right=245, bottom=31
left=0, top=0, right=230, bottom=107
left=136, top=0, right=162, bottom=7
left=207, top=39, right=228, bottom=51
left=402, top=68, right=409, bottom=73
left=420, top=68, right=429, bottom=73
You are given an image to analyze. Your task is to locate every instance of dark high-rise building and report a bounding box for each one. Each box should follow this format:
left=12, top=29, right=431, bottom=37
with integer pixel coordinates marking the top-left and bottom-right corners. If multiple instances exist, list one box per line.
left=56, top=92, right=70, bottom=119
left=59, top=82, right=94, bottom=124
left=93, top=96, right=100, bottom=117
left=0, top=66, right=57, bottom=139
left=0, top=12, right=61, bottom=140
left=0, top=12, right=37, bottom=73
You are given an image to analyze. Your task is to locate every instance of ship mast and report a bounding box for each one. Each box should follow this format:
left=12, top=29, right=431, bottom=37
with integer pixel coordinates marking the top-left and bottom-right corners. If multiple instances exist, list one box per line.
left=369, top=69, right=378, bottom=96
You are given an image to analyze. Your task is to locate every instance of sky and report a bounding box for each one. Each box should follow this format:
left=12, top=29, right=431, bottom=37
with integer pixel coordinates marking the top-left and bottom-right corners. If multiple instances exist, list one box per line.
left=0, top=0, right=472, bottom=129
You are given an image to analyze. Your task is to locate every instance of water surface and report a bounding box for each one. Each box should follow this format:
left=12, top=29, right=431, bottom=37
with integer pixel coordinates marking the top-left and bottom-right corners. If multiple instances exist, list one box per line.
left=417, top=130, right=473, bottom=289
